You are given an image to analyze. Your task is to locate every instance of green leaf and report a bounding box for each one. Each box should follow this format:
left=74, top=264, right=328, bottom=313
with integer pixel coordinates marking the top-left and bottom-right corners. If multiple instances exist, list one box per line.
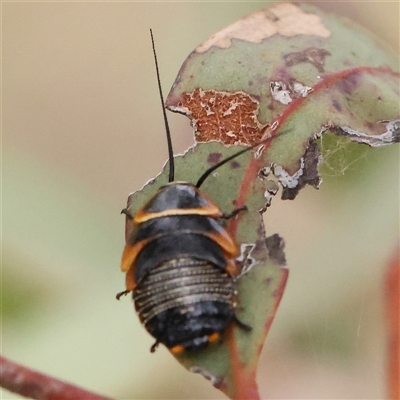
left=166, top=3, right=399, bottom=157
left=124, top=143, right=288, bottom=400
left=124, top=3, right=399, bottom=399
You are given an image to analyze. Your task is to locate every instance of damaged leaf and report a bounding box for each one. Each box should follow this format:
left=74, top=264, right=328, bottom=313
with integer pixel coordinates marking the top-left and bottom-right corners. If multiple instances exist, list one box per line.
left=123, top=141, right=288, bottom=400
left=166, top=3, right=399, bottom=169
left=124, top=2, right=399, bottom=400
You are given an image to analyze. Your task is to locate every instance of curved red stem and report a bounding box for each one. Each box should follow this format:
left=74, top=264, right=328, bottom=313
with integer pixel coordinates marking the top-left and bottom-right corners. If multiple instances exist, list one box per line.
left=0, top=356, right=112, bottom=400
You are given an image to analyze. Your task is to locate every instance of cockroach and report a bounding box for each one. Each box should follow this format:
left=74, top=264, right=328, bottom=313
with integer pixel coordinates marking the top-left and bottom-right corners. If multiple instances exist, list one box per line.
left=117, top=30, right=279, bottom=354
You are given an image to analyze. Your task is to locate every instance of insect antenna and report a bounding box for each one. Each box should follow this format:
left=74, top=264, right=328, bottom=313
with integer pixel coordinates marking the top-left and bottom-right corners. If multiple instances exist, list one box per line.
left=150, top=29, right=175, bottom=183
left=195, top=129, right=288, bottom=188
left=196, top=145, right=254, bottom=188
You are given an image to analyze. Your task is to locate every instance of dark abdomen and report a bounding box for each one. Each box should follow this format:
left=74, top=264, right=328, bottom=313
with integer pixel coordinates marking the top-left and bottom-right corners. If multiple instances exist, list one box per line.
left=133, top=256, right=236, bottom=352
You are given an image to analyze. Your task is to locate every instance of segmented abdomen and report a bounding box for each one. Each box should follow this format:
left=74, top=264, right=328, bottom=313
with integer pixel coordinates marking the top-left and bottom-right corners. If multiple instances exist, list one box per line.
left=133, top=257, right=236, bottom=351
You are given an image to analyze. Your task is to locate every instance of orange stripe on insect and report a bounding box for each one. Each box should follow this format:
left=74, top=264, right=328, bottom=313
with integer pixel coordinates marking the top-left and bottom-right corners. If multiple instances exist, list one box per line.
left=207, top=332, right=220, bottom=343
left=170, top=344, right=185, bottom=354
left=133, top=204, right=223, bottom=224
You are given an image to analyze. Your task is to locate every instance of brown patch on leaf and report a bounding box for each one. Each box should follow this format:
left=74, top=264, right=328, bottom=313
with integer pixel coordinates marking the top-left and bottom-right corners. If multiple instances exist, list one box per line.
left=196, top=3, right=330, bottom=53
left=189, top=366, right=221, bottom=387
left=281, top=140, right=322, bottom=200
left=332, top=99, right=342, bottom=112
left=176, top=88, right=265, bottom=145
left=284, top=47, right=331, bottom=73
left=328, top=119, right=400, bottom=147
left=207, top=152, right=223, bottom=165
left=265, top=234, right=286, bottom=266
left=230, top=160, right=241, bottom=169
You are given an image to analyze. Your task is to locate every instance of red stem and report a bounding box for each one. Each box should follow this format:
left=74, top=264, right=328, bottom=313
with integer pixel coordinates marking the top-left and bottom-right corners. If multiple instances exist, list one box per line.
left=226, top=324, right=260, bottom=400
left=0, top=356, right=113, bottom=400
left=385, top=247, right=399, bottom=400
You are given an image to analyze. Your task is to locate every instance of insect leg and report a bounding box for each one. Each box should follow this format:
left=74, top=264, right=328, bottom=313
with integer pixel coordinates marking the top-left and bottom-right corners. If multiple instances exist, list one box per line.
left=121, top=208, right=133, bottom=220
left=150, top=339, right=161, bottom=353
left=222, top=205, right=248, bottom=219
left=232, top=314, right=252, bottom=332
left=116, top=290, right=130, bottom=300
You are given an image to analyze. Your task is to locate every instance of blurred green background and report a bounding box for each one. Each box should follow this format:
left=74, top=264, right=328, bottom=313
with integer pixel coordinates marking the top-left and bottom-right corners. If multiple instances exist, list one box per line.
left=2, top=2, right=399, bottom=399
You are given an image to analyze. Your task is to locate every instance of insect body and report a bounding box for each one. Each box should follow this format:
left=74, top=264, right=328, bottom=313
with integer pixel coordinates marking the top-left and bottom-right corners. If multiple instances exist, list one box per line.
left=119, top=182, right=250, bottom=353
left=117, top=30, right=253, bottom=354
